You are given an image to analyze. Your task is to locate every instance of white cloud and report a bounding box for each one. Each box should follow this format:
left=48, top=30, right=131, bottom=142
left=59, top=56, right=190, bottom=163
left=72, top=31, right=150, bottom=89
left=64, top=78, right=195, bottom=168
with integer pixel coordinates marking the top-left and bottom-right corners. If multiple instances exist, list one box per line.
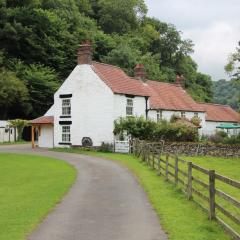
left=145, top=0, right=240, bottom=80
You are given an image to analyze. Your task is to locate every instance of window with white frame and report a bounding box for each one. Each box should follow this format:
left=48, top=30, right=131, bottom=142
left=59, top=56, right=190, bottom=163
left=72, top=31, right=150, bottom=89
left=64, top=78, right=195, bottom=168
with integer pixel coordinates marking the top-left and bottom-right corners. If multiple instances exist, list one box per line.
left=62, top=99, right=71, bottom=116
left=181, top=111, right=186, bottom=118
left=194, top=112, right=199, bottom=117
left=62, top=126, right=71, bottom=142
left=157, top=110, right=163, bottom=122
left=126, top=98, right=133, bottom=116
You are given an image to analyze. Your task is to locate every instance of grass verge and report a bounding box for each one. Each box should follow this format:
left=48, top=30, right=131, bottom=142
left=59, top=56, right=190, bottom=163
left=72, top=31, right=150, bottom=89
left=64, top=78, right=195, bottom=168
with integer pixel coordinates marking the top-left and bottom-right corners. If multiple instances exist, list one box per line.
left=0, top=153, right=77, bottom=240
left=53, top=148, right=232, bottom=240
left=0, top=141, right=29, bottom=145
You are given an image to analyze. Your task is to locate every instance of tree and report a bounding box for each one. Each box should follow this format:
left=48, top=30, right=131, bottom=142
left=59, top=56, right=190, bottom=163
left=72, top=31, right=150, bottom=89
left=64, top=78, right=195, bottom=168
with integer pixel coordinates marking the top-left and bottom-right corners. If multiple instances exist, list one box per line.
left=225, top=41, right=240, bottom=82
left=97, top=0, right=147, bottom=34
left=0, top=68, right=30, bottom=119
left=8, top=119, right=28, bottom=141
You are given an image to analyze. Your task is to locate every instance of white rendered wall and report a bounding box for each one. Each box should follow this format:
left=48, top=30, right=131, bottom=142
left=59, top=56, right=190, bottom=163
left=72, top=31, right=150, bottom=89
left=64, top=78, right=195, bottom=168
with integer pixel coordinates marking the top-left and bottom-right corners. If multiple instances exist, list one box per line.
left=0, top=121, right=16, bottom=142
left=38, top=125, right=54, bottom=148
left=203, top=121, right=240, bottom=136
left=113, top=95, right=147, bottom=120
left=53, top=65, right=115, bottom=147
left=148, top=110, right=206, bottom=135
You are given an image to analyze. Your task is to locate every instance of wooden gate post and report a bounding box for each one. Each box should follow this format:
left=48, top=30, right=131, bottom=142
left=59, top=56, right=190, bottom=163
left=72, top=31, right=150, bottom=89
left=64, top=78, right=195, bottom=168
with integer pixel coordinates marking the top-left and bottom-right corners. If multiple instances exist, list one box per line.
left=175, top=155, right=179, bottom=185
left=187, top=162, right=192, bottom=199
left=209, top=170, right=216, bottom=220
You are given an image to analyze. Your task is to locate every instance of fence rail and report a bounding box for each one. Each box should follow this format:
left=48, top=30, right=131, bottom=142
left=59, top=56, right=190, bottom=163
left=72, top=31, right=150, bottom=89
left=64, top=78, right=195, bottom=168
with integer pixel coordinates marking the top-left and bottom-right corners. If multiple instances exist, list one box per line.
left=133, top=139, right=240, bottom=240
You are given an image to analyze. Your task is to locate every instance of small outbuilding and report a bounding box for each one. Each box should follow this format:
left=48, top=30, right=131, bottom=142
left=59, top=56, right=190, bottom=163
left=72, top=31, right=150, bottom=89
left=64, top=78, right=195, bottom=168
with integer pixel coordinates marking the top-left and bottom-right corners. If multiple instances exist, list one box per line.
left=0, top=121, right=17, bottom=143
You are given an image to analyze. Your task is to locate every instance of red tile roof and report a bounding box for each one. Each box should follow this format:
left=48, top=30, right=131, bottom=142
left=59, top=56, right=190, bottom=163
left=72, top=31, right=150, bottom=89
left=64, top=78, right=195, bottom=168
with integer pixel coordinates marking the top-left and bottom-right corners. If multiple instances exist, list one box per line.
left=92, top=62, right=203, bottom=112
left=92, top=62, right=150, bottom=97
left=29, top=116, right=54, bottom=124
left=146, top=80, right=204, bottom=112
left=198, top=103, right=240, bottom=122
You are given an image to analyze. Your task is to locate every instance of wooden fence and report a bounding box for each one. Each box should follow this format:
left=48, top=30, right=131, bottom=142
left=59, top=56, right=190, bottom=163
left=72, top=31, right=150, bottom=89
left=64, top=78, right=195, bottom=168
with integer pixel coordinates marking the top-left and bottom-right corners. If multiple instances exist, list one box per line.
left=133, top=139, right=240, bottom=240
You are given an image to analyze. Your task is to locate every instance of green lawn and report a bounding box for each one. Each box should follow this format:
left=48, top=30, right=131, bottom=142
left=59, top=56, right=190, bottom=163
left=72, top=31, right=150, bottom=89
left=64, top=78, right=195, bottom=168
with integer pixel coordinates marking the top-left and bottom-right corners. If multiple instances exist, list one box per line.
left=0, top=141, right=29, bottom=145
left=0, top=153, right=76, bottom=240
left=53, top=148, right=234, bottom=240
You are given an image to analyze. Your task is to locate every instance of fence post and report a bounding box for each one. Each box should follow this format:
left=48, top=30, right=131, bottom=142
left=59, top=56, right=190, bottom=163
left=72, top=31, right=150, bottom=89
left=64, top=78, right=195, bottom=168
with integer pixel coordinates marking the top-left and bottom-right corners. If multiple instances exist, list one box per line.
left=175, top=155, right=179, bottom=185
left=209, top=170, right=216, bottom=220
left=187, top=162, right=192, bottom=200
left=157, top=150, right=161, bottom=176
left=165, top=154, right=169, bottom=181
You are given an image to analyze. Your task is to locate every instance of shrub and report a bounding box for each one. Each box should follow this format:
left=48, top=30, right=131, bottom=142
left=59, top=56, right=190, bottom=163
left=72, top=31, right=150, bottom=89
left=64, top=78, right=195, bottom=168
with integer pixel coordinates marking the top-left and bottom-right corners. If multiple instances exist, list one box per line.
left=207, top=131, right=226, bottom=143
left=99, top=142, right=114, bottom=152
left=114, top=116, right=199, bottom=142
left=223, top=134, right=240, bottom=144
left=191, top=116, right=201, bottom=127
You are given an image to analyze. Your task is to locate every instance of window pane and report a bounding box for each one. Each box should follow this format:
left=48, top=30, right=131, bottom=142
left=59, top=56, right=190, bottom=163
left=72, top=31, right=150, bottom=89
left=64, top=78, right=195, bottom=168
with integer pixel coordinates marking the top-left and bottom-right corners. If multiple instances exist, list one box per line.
left=126, top=106, right=133, bottom=115
left=127, top=98, right=133, bottom=106
left=62, top=99, right=71, bottom=115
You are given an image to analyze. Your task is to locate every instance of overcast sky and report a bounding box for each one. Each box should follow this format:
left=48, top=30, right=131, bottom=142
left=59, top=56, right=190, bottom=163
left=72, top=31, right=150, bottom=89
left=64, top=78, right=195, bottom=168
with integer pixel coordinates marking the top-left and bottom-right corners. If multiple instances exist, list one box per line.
left=145, top=0, right=240, bottom=80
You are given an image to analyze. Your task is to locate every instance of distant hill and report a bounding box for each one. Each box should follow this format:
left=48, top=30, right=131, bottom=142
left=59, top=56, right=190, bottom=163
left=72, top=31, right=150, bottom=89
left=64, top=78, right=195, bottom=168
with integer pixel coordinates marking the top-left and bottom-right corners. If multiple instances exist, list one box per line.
left=213, top=79, right=240, bottom=110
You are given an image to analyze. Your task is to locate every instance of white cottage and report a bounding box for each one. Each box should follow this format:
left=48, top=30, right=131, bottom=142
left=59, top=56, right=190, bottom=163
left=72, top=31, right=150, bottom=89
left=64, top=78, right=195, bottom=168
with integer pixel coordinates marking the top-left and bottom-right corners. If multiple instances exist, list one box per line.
left=29, top=41, right=240, bottom=148
left=199, top=103, right=240, bottom=136
left=0, top=121, right=17, bottom=143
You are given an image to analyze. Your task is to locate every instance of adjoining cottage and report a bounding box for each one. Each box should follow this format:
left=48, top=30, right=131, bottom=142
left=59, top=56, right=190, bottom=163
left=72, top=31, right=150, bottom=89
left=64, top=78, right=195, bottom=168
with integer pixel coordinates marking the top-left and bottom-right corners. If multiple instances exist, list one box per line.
left=199, top=103, right=240, bottom=136
left=0, top=121, right=17, bottom=143
left=29, top=41, right=240, bottom=148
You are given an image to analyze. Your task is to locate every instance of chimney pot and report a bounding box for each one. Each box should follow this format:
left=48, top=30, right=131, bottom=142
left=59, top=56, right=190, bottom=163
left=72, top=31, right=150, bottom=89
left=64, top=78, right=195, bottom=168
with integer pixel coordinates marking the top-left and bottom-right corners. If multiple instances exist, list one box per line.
left=134, top=64, right=146, bottom=82
left=77, top=40, right=92, bottom=65
left=175, top=74, right=185, bottom=88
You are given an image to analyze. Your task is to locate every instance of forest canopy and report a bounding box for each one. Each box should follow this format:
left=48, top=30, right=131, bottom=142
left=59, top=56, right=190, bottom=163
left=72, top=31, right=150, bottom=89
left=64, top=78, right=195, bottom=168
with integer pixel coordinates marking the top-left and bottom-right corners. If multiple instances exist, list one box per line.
left=0, top=0, right=214, bottom=119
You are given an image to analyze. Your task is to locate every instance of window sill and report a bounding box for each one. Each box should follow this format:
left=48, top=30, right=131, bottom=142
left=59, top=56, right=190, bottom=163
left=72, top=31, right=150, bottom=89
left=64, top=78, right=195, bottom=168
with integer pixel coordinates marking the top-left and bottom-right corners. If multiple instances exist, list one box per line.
left=58, top=142, right=72, bottom=145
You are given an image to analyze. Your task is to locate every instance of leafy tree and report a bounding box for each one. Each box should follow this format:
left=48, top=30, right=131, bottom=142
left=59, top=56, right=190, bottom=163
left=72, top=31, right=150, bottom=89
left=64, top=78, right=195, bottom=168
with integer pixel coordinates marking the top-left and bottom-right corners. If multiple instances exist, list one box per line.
left=213, top=79, right=240, bottom=111
left=0, top=0, right=215, bottom=119
left=8, top=119, right=28, bottom=141
left=97, top=0, right=147, bottom=34
left=103, top=43, right=141, bottom=75
left=225, top=41, right=240, bottom=82
left=0, top=68, right=30, bottom=119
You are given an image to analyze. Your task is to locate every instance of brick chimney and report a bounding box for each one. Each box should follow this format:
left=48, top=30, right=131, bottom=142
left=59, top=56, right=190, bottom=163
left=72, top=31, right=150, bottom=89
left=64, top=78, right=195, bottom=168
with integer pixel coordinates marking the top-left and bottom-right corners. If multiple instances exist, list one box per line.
left=175, top=75, right=185, bottom=88
left=77, top=40, right=92, bottom=65
left=134, top=64, right=146, bottom=82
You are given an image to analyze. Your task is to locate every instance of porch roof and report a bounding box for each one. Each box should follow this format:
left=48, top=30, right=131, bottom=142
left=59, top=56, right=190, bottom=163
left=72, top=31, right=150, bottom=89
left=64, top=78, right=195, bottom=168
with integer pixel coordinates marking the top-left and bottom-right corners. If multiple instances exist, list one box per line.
left=29, top=116, right=54, bottom=125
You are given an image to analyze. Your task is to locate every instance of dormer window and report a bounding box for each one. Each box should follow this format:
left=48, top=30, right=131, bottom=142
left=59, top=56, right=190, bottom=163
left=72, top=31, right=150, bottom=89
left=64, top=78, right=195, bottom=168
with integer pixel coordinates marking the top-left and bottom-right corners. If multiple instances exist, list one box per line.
left=126, top=98, right=133, bottom=116
left=62, top=99, right=71, bottom=116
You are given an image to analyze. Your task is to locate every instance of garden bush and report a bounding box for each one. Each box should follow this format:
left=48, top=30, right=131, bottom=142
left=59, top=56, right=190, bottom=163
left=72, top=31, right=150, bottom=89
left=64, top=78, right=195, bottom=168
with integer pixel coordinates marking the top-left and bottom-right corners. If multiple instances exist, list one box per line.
left=205, top=131, right=240, bottom=144
left=114, top=116, right=199, bottom=142
left=99, top=142, right=114, bottom=152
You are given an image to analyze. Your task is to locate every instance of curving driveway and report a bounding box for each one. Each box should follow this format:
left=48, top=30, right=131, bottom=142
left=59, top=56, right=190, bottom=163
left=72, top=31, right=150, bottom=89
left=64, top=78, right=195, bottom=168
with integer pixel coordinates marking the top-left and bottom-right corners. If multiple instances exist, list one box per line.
left=0, top=145, right=167, bottom=240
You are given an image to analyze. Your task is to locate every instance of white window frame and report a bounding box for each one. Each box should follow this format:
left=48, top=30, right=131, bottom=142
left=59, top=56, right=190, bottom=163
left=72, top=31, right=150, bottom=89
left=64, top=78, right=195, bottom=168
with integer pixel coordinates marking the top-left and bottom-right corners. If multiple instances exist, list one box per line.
left=194, top=112, right=199, bottom=117
left=157, top=110, right=163, bottom=122
left=62, top=125, right=71, bottom=143
left=181, top=111, right=186, bottom=118
left=126, top=98, right=133, bottom=116
left=62, top=99, right=71, bottom=116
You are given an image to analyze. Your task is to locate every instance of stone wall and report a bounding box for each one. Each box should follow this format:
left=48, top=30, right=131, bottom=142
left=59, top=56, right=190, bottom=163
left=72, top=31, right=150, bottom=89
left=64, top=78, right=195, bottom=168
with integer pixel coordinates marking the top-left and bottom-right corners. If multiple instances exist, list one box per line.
left=163, top=142, right=240, bottom=157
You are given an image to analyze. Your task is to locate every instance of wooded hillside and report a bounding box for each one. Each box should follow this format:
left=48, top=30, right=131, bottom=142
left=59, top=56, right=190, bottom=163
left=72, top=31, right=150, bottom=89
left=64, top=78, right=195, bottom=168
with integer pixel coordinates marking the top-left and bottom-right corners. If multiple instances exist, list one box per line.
left=0, top=0, right=213, bottom=119
left=213, top=79, right=240, bottom=111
